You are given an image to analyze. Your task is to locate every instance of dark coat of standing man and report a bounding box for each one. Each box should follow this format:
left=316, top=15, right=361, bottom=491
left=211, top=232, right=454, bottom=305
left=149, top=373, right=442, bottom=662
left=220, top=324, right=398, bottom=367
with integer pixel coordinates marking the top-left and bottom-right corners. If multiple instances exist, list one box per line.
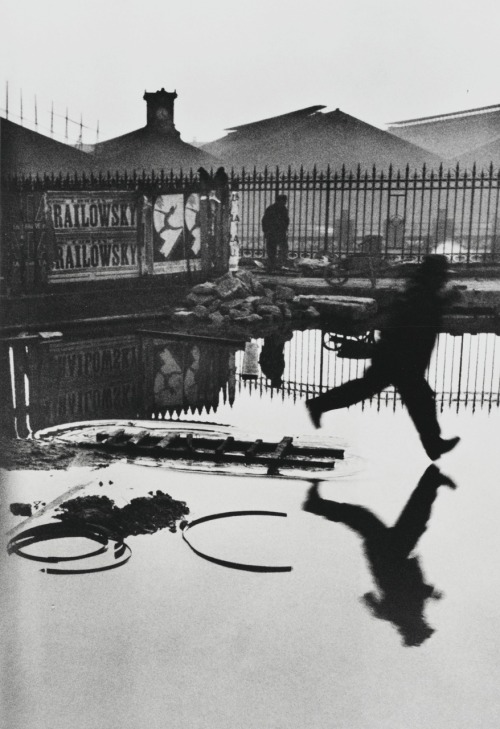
left=262, top=195, right=289, bottom=270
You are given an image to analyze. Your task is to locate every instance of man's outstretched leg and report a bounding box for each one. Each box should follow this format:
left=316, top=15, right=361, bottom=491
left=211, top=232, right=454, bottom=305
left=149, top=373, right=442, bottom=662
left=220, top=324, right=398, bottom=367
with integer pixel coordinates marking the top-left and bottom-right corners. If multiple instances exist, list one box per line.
left=389, top=465, right=456, bottom=557
left=397, top=377, right=460, bottom=460
left=306, top=367, right=390, bottom=428
left=303, top=481, right=386, bottom=541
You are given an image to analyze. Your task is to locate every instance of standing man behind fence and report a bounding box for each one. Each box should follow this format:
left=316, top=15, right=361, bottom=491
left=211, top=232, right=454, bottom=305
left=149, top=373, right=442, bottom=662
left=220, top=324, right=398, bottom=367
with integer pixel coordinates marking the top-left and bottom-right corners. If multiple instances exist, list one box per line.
left=262, top=195, right=289, bottom=271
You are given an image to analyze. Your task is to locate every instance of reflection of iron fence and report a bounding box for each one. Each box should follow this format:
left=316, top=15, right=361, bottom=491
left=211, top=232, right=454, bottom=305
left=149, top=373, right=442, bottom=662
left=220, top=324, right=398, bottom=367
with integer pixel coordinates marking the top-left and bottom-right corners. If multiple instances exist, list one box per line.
left=230, top=164, right=500, bottom=265
left=237, top=375, right=500, bottom=413
left=236, top=330, right=500, bottom=412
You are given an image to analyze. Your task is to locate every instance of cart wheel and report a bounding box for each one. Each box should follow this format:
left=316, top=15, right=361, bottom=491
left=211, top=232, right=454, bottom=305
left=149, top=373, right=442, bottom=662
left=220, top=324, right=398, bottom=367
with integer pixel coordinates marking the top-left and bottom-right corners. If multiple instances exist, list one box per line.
left=324, top=262, right=349, bottom=286
left=325, top=270, right=349, bottom=286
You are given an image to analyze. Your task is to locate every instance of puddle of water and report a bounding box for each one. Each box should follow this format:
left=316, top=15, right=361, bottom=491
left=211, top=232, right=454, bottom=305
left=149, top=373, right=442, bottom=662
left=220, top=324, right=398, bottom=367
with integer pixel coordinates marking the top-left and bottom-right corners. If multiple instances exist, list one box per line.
left=2, top=327, right=500, bottom=729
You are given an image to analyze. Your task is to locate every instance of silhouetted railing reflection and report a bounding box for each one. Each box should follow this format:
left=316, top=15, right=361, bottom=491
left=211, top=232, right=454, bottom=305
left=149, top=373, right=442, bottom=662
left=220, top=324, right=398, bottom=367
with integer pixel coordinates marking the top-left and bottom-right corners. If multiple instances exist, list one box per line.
left=2, top=327, right=500, bottom=440
left=1, top=334, right=238, bottom=438
left=237, top=330, right=500, bottom=412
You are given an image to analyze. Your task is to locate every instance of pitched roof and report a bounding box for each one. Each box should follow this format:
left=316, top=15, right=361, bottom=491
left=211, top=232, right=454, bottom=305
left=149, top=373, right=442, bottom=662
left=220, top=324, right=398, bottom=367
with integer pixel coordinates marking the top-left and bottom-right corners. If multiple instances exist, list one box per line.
left=226, top=106, right=326, bottom=133
left=388, top=104, right=500, bottom=159
left=93, top=126, right=218, bottom=173
left=202, top=107, right=441, bottom=171
left=1, top=117, right=92, bottom=176
left=455, top=135, right=500, bottom=169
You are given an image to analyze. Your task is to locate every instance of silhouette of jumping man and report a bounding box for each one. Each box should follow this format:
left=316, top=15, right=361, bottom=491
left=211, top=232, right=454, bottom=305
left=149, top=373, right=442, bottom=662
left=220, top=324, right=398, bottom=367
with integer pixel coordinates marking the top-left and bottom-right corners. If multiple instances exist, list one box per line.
left=262, top=195, right=290, bottom=270
left=303, top=465, right=456, bottom=647
left=306, top=254, right=460, bottom=460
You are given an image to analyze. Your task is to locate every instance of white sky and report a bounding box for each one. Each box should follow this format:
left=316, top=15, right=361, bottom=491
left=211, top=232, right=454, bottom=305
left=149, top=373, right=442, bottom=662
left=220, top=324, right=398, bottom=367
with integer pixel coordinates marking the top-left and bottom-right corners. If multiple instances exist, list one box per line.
left=2, top=0, right=500, bottom=145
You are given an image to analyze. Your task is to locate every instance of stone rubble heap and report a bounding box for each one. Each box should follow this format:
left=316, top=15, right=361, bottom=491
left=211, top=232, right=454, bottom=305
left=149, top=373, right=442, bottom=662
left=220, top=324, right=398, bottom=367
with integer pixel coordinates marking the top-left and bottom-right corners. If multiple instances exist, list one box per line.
left=171, top=271, right=321, bottom=327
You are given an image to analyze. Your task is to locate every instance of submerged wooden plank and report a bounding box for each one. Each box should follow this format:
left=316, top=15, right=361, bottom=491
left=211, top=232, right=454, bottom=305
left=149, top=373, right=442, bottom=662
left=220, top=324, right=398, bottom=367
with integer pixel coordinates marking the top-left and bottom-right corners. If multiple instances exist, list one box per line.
left=155, top=434, right=179, bottom=452
left=101, top=429, right=126, bottom=446
left=128, top=430, right=149, bottom=446
left=214, top=436, right=235, bottom=458
left=86, top=427, right=343, bottom=470
left=185, top=434, right=198, bottom=454
left=267, top=437, right=293, bottom=474
left=245, top=440, right=263, bottom=460
left=137, top=329, right=247, bottom=346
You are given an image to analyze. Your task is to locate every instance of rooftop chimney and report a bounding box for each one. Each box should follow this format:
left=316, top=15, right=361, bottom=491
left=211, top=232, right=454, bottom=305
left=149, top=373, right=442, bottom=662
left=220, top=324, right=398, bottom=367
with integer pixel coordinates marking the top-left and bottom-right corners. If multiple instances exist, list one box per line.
left=143, top=88, right=180, bottom=136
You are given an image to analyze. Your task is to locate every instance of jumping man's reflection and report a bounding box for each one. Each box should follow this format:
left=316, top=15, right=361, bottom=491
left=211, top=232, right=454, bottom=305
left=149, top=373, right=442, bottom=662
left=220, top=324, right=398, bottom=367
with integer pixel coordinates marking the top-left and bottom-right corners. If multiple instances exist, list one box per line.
left=306, top=255, right=460, bottom=460
left=303, top=466, right=456, bottom=647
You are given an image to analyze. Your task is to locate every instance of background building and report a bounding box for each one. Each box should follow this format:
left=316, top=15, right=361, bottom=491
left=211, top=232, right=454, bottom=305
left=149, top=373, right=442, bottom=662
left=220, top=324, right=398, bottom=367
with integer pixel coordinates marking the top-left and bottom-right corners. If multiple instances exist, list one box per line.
left=93, top=88, right=217, bottom=172
left=388, top=103, right=500, bottom=167
left=0, top=116, right=91, bottom=176
left=202, top=106, right=441, bottom=171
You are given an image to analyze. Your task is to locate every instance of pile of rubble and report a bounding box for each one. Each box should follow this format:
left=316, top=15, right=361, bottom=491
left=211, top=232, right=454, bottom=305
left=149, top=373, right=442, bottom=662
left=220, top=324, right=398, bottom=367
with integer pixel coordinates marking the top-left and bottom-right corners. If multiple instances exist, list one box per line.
left=55, top=491, right=190, bottom=538
left=171, top=271, right=320, bottom=328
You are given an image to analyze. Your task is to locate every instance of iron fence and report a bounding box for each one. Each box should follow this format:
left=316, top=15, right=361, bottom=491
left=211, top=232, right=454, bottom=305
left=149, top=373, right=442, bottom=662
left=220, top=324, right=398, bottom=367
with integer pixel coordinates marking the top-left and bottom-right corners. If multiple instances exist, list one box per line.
left=230, top=164, right=500, bottom=265
left=5, top=163, right=500, bottom=295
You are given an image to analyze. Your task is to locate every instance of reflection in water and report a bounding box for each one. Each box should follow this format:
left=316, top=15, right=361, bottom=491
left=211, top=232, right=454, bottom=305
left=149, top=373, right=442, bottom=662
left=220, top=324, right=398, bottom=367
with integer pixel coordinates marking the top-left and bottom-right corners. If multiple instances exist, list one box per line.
left=1, top=334, right=238, bottom=436
left=2, top=323, right=500, bottom=440
left=259, top=332, right=293, bottom=388
left=303, top=465, right=456, bottom=647
left=147, top=337, right=236, bottom=417
left=237, top=329, right=500, bottom=411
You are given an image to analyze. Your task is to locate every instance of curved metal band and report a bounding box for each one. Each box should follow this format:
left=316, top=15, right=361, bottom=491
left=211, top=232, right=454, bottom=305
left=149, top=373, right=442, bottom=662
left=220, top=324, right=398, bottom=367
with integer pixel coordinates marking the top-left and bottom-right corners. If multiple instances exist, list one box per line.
left=7, top=522, right=111, bottom=563
left=42, top=542, right=132, bottom=575
left=182, top=510, right=292, bottom=573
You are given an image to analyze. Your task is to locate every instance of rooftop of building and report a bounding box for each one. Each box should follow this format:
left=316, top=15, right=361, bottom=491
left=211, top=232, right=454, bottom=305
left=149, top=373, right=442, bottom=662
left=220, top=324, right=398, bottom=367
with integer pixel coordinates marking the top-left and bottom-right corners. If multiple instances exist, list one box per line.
left=202, top=105, right=442, bottom=171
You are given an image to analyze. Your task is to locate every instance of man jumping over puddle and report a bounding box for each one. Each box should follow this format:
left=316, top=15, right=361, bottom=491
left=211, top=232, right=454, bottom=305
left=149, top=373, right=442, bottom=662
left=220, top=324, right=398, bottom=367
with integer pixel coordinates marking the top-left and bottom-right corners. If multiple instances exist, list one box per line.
left=305, top=255, right=460, bottom=461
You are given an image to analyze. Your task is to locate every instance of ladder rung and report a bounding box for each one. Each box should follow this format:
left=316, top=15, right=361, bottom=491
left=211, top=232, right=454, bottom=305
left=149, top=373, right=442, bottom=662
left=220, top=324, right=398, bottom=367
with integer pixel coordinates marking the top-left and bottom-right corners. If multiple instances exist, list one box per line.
left=245, top=439, right=263, bottom=459
left=128, top=430, right=149, bottom=446
left=267, top=437, right=293, bottom=474
left=103, top=429, right=126, bottom=445
left=96, top=428, right=124, bottom=443
left=155, top=434, right=178, bottom=451
left=214, top=436, right=235, bottom=457
left=270, top=437, right=293, bottom=460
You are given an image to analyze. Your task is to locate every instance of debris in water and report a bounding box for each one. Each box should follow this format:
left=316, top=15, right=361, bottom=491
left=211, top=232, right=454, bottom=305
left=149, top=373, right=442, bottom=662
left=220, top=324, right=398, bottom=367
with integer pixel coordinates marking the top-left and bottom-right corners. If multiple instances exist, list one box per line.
left=55, top=490, right=189, bottom=539
left=10, top=502, right=33, bottom=517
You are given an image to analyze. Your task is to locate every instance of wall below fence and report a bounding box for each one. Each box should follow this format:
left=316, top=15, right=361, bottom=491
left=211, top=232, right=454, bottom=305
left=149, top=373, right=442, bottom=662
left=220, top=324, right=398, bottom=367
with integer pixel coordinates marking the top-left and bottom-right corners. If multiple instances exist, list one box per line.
left=0, top=274, right=202, bottom=330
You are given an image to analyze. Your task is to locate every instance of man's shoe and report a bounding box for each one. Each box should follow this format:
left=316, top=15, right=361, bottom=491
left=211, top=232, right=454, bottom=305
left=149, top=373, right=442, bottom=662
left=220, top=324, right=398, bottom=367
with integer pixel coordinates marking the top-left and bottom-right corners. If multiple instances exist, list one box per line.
left=302, top=480, right=322, bottom=513
left=422, top=465, right=457, bottom=489
left=305, top=401, right=322, bottom=429
left=426, top=436, right=460, bottom=461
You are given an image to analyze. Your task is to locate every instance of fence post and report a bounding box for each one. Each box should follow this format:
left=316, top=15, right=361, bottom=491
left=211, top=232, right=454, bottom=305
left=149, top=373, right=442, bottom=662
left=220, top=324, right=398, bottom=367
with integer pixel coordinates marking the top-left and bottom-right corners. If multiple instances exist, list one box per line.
left=384, top=164, right=393, bottom=257
left=466, top=164, right=477, bottom=264
left=323, top=165, right=331, bottom=255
